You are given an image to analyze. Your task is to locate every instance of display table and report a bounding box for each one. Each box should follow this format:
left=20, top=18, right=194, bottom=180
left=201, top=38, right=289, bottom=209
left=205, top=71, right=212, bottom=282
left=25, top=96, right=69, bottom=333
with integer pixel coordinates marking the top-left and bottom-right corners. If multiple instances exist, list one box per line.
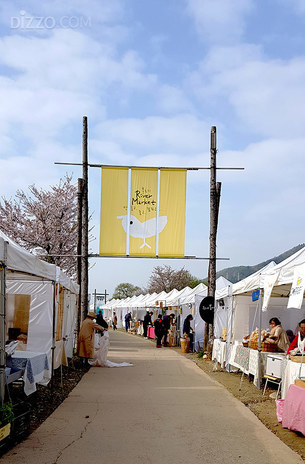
left=212, top=339, right=227, bottom=368
left=6, top=351, right=51, bottom=396
left=229, top=344, right=275, bottom=384
left=147, top=327, right=155, bottom=339
left=282, top=384, right=305, bottom=435
left=282, top=359, right=305, bottom=398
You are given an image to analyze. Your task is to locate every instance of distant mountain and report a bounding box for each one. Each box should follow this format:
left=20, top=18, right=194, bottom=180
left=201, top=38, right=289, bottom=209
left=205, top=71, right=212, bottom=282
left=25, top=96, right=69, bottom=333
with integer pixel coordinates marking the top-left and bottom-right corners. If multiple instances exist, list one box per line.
left=215, top=244, right=305, bottom=283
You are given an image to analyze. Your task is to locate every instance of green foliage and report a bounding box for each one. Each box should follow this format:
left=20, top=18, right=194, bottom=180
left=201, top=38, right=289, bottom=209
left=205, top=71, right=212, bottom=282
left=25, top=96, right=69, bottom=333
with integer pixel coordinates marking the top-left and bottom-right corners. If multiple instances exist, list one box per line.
left=197, top=350, right=204, bottom=358
left=112, top=283, right=142, bottom=299
left=0, top=402, right=14, bottom=427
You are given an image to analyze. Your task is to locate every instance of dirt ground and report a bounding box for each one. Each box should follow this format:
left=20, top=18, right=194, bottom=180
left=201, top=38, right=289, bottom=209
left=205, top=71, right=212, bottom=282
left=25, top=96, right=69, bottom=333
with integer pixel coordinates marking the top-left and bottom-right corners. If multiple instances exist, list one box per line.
left=176, top=349, right=305, bottom=461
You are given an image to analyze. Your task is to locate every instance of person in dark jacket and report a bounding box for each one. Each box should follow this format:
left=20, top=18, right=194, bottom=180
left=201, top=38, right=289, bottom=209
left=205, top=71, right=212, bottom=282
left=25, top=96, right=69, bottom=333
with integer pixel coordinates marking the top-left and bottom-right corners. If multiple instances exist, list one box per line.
left=96, top=310, right=108, bottom=329
left=143, top=311, right=153, bottom=339
left=154, top=314, right=164, bottom=348
left=162, top=314, right=171, bottom=346
left=125, top=312, right=131, bottom=332
left=183, top=314, right=194, bottom=352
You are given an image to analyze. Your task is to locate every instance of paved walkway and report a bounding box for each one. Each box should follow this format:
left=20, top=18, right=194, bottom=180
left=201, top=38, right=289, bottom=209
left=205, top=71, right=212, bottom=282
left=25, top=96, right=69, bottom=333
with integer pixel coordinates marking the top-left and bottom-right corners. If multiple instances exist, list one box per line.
left=3, top=331, right=303, bottom=464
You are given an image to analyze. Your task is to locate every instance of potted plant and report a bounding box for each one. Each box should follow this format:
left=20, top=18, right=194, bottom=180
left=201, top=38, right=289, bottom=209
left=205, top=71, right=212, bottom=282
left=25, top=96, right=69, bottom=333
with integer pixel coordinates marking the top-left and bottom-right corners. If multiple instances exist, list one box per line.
left=0, top=402, right=14, bottom=441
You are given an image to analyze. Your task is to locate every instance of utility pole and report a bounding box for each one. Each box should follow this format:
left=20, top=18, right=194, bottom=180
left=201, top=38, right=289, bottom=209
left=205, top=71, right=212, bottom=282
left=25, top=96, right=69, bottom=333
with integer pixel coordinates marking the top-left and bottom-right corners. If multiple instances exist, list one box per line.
left=0, top=243, right=7, bottom=405
left=205, top=126, right=222, bottom=350
left=77, top=177, right=83, bottom=334
left=81, top=116, right=89, bottom=321
left=93, top=289, right=97, bottom=313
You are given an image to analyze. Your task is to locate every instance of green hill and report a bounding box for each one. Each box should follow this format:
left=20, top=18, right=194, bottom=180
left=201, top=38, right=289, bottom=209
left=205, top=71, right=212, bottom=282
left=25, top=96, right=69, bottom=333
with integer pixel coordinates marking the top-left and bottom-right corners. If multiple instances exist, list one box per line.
left=215, top=244, right=305, bottom=283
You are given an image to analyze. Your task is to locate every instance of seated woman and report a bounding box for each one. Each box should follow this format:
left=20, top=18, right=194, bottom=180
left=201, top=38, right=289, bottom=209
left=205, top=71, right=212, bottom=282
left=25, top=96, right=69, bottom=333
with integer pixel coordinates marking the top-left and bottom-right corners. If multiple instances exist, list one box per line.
left=263, top=317, right=289, bottom=352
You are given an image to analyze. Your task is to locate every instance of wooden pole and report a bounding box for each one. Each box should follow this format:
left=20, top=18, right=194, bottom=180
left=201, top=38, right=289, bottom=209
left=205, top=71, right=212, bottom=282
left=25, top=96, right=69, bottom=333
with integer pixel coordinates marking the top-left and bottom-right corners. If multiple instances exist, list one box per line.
left=81, top=116, right=89, bottom=321
left=77, top=178, right=83, bottom=335
left=94, top=289, right=97, bottom=313
left=205, top=126, right=218, bottom=349
left=0, top=243, right=7, bottom=405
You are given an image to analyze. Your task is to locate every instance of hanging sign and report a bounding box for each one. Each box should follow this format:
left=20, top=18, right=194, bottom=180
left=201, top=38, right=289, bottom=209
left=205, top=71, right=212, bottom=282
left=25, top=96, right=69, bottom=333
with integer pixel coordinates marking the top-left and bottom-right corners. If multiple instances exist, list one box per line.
left=262, top=272, right=279, bottom=312
left=99, top=167, right=186, bottom=257
left=288, top=263, right=305, bottom=309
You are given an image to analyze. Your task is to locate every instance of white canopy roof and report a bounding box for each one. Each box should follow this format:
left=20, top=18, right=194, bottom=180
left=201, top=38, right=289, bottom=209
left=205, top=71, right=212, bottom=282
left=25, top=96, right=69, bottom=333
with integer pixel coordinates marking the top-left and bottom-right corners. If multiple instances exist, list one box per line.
left=0, top=230, right=79, bottom=293
left=263, top=246, right=305, bottom=290
left=166, top=286, right=192, bottom=306
left=179, top=283, right=207, bottom=305
left=215, top=261, right=276, bottom=299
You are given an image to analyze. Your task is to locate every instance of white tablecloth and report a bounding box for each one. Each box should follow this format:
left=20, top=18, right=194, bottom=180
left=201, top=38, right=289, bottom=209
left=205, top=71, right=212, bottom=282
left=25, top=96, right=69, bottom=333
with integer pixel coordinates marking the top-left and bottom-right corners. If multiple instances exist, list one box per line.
left=282, top=359, right=305, bottom=398
left=212, top=339, right=227, bottom=368
left=229, top=344, right=273, bottom=383
left=7, top=351, right=51, bottom=395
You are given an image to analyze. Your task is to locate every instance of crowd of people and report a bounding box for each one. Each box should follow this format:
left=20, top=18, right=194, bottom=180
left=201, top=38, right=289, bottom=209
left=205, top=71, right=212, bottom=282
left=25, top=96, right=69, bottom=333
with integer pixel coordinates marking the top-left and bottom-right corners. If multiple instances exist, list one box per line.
left=77, top=307, right=305, bottom=366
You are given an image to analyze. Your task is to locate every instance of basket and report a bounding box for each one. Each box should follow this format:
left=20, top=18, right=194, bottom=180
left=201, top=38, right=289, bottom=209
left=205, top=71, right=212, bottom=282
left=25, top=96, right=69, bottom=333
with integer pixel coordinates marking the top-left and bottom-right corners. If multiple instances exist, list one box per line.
left=290, top=355, right=305, bottom=363
left=249, top=340, right=278, bottom=352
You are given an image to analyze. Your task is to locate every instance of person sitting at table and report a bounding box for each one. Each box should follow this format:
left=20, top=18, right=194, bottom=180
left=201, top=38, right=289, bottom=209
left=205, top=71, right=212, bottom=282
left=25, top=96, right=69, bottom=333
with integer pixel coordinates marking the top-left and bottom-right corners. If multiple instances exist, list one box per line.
left=287, top=319, right=305, bottom=355
left=263, top=317, right=289, bottom=352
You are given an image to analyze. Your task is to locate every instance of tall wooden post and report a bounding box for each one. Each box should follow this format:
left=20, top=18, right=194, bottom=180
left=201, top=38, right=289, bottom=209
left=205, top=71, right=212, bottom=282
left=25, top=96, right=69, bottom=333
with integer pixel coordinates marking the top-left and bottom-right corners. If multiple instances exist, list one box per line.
left=206, top=126, right=220, bottom=348
left=94, top=289, right=97, bottom=313
left=81, top=116, right=89, bottom=321
left=0, top=243, right=7, bottom=405
left=77, top=178, right=83, bottom=334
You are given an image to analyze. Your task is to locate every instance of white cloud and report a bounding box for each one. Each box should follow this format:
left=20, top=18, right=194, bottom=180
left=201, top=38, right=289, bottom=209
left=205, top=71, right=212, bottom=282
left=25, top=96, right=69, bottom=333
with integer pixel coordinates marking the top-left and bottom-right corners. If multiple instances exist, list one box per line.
left=185, top=0, right=254, bottom=44
left=187, top=46, right=305, bottom=138
left=93, top=115, right=210, bottom=159
left=0, top=0, right=125, bottom=27
left=156, top=85, right=194, bottom=114
left=0, top=28, right=157, bottom=153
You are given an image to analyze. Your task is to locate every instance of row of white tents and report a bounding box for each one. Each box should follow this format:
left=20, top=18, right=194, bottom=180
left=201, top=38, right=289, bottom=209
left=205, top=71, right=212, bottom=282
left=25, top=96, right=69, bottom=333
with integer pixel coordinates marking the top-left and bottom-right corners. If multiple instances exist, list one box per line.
left=0, top=230, right=79, bottom=399
left=214, top=247, right=305, bottom=371
left=102, top=246, right=305, bottom=366
left=102, top=277, right=231, bottom=349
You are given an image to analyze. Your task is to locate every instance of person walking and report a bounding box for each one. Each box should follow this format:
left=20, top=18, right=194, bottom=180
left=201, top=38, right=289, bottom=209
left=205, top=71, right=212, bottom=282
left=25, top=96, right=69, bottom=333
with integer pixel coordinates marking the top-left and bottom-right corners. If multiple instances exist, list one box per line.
left=112, top=312, right=118, bottom=331
left=143, top=311, right=153, bottom=339
left=77, top=312, right=105, bottom=364
left=125, top=312, right=131, bottom=332
left=154, top=314, right=164, bottom=348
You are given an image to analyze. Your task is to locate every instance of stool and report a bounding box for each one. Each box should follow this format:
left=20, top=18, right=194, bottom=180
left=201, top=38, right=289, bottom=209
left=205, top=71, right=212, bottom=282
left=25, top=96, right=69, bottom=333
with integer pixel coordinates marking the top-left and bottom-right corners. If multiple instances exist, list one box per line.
left=263, top=374, right=282, bottom=400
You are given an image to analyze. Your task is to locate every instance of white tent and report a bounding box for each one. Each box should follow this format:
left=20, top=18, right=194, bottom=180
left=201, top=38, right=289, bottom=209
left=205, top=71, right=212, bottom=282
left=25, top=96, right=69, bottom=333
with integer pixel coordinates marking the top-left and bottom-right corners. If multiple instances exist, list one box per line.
left=0, top=231, right=79, bottom=384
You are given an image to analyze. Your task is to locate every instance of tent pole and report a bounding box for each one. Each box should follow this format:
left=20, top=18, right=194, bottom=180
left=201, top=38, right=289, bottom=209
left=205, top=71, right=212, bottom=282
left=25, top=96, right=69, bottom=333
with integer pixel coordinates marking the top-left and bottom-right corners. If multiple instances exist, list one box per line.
left=51, top=281, right=56, bottom=394
left=0, top=242, right=7, bottom=405
left=256, top=282, right=263, bottom=389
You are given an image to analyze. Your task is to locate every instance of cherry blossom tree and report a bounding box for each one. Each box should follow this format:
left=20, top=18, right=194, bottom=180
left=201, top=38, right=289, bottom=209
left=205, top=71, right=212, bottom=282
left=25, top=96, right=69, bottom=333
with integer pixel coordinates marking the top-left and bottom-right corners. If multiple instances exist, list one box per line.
left=147, top=265, right=205, bottom=293
left=0, top=175, right=78, bottom=277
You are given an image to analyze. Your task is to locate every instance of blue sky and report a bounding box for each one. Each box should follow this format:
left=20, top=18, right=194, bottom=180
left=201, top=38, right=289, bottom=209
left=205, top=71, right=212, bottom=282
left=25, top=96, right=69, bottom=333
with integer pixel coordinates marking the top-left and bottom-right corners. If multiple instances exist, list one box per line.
left=1, top=0, right=305, bottom=298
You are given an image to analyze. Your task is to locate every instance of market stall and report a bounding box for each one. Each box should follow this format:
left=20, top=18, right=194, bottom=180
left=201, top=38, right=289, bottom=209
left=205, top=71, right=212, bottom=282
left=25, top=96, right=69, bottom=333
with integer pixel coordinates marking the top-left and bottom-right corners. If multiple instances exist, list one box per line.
left=0, top=230, right=79, bottom=401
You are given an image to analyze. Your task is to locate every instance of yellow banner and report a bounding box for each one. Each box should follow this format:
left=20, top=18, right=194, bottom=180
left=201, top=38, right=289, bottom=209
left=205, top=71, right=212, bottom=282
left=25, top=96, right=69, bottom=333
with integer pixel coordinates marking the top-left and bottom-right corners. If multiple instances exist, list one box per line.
left=99, top=167, right=128, bottom=256
left=158, top=169, right=186, bottom=257
left=129, top=168, right=158, bottom=256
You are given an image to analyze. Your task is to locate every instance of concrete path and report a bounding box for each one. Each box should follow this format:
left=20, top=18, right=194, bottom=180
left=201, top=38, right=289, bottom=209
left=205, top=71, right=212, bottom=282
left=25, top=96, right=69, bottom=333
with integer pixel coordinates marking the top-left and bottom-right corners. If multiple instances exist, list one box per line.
left=3, top=331, right=303, bottom=464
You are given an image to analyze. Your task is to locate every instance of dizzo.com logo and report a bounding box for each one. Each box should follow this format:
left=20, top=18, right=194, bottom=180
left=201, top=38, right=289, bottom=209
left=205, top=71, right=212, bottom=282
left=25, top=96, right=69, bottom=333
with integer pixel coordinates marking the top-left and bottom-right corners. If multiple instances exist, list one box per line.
left=11, top=10, right=91, bottom=30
